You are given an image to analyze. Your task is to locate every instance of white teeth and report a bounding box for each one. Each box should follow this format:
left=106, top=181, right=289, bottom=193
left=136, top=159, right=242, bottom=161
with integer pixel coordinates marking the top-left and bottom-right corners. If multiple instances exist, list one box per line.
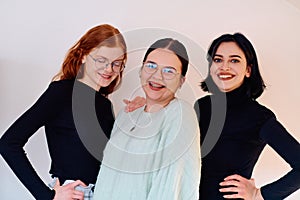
left=150, top=82, right=164, bottom=88
left=218, top=74, right=232, bottom=79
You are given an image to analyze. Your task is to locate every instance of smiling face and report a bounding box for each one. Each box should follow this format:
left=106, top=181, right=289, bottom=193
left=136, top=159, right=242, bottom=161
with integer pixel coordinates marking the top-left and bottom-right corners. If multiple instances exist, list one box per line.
left=210, top=41, right=251, bottom=92
left=80, top=46, right=125, bottom=91
left=140, top=48, right=185, bottom=112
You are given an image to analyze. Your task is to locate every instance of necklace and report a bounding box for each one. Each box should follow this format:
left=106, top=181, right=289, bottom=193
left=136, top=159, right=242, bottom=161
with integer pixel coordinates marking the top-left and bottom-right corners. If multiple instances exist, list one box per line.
left=129, top=109, right=145, bottom=132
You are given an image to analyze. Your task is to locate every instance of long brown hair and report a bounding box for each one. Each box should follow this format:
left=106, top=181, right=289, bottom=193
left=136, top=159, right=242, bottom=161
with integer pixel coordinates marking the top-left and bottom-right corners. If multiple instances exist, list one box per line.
left=53, top=24, right=127, bottom=96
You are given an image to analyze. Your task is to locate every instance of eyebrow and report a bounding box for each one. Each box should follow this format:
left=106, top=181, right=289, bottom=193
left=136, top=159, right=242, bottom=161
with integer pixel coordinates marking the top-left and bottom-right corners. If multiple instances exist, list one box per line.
left=95, top=55, right=124, bottom=62
left=145, top=60, right=176, bottom=69
left=214, top=54, right=242, bottom=58
left=145, top=60, right=157, bottom=64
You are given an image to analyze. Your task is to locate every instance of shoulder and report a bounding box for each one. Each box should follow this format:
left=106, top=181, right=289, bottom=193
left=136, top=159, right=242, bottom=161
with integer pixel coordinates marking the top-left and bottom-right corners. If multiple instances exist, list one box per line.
left=193, top=95, right=212, bottom=117
left=49, top=79, right=74, bottom=87
left=169, top=99, right=195, bottom=112
left=48, top=79, right=74, bottom=93
left=251, top=100, right=276, bottom=120
left=194, top=95, right=211, bottom=107
left=167, top=99, right=198, bottom=123
left=38, top=79, right=75, bottom=105
left=34, top=79, right=74, bottom=100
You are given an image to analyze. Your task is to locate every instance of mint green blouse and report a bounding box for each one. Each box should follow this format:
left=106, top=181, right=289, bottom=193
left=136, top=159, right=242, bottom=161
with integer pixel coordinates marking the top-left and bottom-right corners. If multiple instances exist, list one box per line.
left=93, top=99, right=201, bottom=200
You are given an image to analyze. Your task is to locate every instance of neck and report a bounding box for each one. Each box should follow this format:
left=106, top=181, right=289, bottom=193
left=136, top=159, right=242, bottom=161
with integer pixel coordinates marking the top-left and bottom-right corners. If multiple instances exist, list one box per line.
left=77, top=78, right=100, bottom=91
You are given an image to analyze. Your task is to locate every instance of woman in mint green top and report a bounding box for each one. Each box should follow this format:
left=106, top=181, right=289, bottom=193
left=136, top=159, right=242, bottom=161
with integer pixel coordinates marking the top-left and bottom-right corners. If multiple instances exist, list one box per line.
left=93, top=38, right=201, bottom=199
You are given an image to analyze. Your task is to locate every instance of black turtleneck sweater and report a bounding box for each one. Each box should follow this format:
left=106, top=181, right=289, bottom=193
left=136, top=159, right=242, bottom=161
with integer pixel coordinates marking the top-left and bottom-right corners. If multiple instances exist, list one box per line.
left=0, top=79, right=114, bottom=199
left=194, top=86, right=300, bottom=199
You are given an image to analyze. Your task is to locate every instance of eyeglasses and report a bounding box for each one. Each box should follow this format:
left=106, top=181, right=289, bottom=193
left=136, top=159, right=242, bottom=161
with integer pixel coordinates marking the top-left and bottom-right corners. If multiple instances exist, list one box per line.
left=142, top=62, right=180, bottom=80
left=89, top=54, right=125, bottom=73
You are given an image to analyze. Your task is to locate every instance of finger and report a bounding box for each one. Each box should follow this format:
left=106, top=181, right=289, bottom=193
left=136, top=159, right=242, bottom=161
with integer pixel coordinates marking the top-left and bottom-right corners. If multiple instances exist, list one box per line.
left=53, top=178, right=61, bottom=191
left=73, top=180, right=87, bottom=187
left=126, top=104, right=134, bottom=112
left=223, top=193, right=243, bottom=199
left=130, top=96, right=145, bottom=105
left=67, top=180, right=87, bottom=188
left=123, top=99, right=130, bottom=104
left=220, top=180, right=241, bottom=187
left=224, top=174, right=246, bottom=182
left=219, top=186, right=240, bottom=193
left=54, top=178, right=61, bottom=187
left=72, top=190, right=84, bottom=199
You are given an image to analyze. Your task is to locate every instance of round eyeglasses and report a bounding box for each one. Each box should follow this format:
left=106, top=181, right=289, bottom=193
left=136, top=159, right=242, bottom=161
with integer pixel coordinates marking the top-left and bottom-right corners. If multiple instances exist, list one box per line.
left=142, top=62, right=180, bottom=80
left=89, top=54, right=125, bottom=73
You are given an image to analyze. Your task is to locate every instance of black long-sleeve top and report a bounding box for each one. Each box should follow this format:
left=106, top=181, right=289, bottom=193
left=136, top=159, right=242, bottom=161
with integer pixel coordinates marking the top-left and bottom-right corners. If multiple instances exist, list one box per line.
left=0, top=79, right=114, bottom=199
left=194, top=86, right=300, bottom=199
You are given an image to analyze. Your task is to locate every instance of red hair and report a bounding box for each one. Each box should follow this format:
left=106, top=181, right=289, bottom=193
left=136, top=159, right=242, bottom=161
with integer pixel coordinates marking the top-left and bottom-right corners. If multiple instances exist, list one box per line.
left=53, top=24, right=127, bottom=96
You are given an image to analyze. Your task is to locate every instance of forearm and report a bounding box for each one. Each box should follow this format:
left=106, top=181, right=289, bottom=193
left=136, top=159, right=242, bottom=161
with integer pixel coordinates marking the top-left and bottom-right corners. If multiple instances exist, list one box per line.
left=0, top=142, right=55, bottom=199
left=260, top=169, right=300, bottom=199
left=260, top=118, right=300, bottom=199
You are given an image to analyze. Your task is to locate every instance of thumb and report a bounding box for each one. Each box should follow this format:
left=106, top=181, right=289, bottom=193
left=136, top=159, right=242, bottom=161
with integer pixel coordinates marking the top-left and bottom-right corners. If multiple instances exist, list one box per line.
left=55, top=178, right=60, bottom=186
left=72, top=180, right=87, bottom=187
left=53, top=178, right=61, bottom=190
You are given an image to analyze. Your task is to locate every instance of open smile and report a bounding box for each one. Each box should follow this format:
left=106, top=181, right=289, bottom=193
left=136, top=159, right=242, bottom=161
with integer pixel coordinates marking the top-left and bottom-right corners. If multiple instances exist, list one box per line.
left=148, top=81, right=166, bottom=91
left=217, top=73, right=235, bottom=81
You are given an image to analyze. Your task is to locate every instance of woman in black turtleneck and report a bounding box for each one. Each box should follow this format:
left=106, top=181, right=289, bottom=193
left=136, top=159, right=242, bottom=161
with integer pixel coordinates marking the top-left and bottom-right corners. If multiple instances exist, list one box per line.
left=195, top=33, right=300, bottom=199
left=0, top=24, right=127, bottom=200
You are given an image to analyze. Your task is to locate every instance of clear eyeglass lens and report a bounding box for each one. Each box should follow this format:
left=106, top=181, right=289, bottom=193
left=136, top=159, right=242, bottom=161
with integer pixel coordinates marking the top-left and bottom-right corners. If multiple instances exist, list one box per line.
left=94, top=56, right=124, bottom=73
left=143, top=63, right=177, bottom=79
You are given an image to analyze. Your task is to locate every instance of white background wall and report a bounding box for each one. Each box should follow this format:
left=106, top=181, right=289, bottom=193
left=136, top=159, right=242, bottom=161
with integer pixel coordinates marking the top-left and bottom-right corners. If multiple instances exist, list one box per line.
left=1, top=0, right=300, bottom=199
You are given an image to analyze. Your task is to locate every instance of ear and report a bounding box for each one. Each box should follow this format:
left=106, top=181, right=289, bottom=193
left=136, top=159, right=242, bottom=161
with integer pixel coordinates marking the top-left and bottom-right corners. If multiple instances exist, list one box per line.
left=245, top=65, right=251, bottom=78
left=179, top=76, right=186, bottom=88
left=82, top=55, right=87, bottom=64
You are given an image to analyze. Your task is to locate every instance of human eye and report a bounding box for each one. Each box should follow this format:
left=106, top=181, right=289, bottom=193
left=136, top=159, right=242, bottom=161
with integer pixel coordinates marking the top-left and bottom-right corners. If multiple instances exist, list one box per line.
left=230, top=59, right=240, bottom=63
left=112, top=60, right=122, bottom=67
left=162, top=67, right=177, bottom=74
left=96, top=57, right=107, bottom=63
left=213, top=58, right=222, bottom=63
left=145, top=62, right=157, bottom=69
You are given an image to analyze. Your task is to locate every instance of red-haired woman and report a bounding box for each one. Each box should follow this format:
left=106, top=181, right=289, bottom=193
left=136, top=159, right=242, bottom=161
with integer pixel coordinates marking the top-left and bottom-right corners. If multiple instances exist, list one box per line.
left=0, top=24, right=127, bottom=200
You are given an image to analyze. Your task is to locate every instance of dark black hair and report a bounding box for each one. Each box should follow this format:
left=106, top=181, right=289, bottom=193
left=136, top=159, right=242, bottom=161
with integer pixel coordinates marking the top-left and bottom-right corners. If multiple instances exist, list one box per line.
left=201, top=33, right=266, bottom=99
left=142, top=38, right=189, bottom=76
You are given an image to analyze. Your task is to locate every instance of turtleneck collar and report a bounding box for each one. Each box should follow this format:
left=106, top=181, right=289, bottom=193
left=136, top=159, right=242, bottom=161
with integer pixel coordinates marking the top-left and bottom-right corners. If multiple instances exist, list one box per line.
left=75, top=79, right=102, bottom=94
left=213, top=84, right=251, bottom=108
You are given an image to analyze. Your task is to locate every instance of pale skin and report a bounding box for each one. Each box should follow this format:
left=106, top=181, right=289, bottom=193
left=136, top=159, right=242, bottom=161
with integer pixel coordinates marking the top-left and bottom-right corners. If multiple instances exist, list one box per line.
left=123, top=96, right=146, bottom=112
left=140, top=48, right=185, bottom=112
left=212, top=42, right=263, bottom=200
left=210, top=41, right=251, bottom=93
left=53, top=179, right=86, bottom=200
left=79, top=46, right=125, bottom=91
left=219, top=174, right=263, bottom=200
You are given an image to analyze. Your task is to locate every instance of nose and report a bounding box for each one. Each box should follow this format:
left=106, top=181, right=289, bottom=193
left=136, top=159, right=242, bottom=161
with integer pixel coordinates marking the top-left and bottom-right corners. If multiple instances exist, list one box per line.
left=103, top=63, right=113, bottom=73
left=220, top=61, right=230, bottom=71
left=151, top=67, right=163, bottom=80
